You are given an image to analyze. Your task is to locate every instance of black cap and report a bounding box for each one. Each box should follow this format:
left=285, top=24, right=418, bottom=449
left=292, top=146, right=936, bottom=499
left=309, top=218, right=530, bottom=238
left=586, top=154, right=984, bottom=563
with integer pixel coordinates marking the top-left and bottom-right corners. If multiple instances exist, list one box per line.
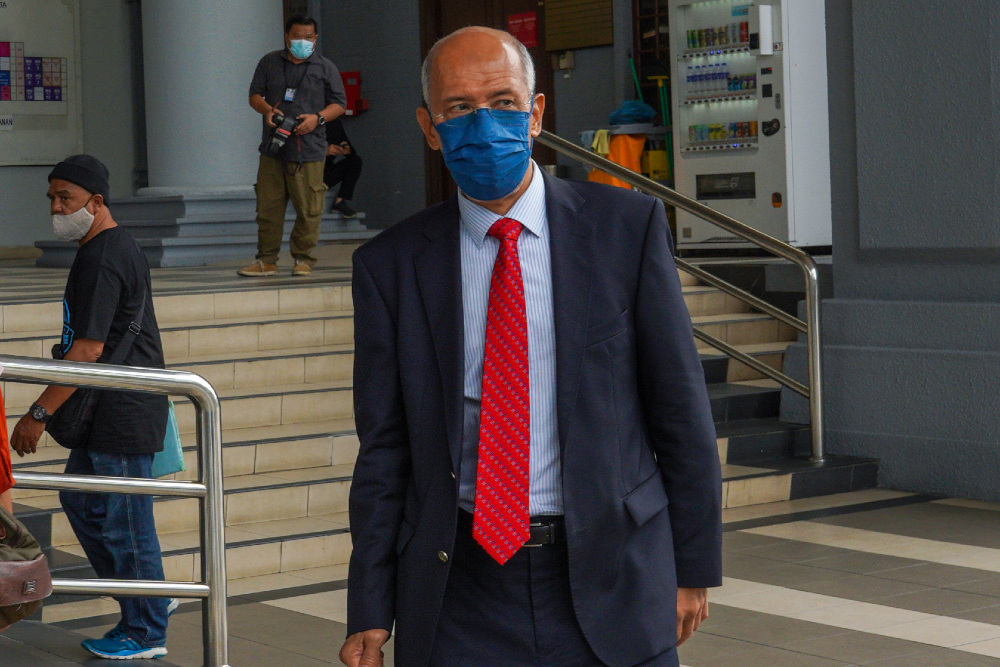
left=48, top=154, right=110, bottom=203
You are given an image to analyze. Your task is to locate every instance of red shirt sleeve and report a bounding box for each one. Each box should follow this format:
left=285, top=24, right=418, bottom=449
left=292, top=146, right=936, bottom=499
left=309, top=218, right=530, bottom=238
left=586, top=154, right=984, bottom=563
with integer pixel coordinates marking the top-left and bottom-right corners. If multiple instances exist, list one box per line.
left=0, top=389, right=13, bottom=495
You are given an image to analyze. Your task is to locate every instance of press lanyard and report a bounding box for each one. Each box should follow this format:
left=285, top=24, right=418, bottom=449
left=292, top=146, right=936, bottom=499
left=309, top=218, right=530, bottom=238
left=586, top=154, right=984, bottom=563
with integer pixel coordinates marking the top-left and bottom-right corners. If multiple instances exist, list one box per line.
left=281, top=56, right=310, bottom=104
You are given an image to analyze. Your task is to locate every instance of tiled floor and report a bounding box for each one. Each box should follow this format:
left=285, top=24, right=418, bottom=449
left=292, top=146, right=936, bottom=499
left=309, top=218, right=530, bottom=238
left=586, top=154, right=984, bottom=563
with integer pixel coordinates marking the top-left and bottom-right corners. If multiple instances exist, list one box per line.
left=6, top=490, right=1000, bottom=665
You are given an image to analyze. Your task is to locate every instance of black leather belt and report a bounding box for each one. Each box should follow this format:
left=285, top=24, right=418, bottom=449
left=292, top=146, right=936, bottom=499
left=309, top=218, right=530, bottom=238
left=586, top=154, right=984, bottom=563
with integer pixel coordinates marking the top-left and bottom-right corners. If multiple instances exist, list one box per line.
left=525, top=517, right=562, bottom=547
left=458, top=510, right=564, bottom=547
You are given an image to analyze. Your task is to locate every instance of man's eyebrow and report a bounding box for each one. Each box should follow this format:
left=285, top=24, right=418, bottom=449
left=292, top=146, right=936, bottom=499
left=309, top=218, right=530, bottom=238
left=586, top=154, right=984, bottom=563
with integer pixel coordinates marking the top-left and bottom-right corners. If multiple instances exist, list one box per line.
left=441, top=89, right=519, bottom=105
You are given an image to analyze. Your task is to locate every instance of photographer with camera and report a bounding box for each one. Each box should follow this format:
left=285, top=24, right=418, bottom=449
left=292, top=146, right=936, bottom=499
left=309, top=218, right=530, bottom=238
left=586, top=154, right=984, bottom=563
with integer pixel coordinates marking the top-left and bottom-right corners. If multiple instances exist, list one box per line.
left=240, top=14, right=347, bottom=278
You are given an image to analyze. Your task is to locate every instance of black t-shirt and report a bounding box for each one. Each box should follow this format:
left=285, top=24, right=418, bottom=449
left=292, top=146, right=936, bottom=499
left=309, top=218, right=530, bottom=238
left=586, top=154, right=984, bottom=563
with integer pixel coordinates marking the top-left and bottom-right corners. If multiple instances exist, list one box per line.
left=62, top=226, right=168, bottom=454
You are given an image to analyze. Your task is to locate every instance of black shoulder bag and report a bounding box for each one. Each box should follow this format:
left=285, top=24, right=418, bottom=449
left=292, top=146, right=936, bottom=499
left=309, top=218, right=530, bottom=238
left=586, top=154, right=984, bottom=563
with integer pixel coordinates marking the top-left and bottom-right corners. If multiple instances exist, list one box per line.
left=45, top=284, right=147, bottom=450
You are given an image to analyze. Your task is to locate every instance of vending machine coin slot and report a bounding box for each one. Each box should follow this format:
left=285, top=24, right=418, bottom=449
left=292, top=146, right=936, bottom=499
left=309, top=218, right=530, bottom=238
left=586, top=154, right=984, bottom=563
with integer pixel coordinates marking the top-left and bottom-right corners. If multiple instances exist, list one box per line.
left=760, top=67, right=773, bottom=75
left=775, top=93, right=782, bottom=110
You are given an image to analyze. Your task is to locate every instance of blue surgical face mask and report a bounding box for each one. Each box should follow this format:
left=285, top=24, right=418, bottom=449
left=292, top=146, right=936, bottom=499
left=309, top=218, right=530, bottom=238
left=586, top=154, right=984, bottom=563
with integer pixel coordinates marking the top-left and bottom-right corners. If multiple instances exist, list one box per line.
left=289, top=39, right=315, bottom=59
left=434, top=108, right=532, bottom=202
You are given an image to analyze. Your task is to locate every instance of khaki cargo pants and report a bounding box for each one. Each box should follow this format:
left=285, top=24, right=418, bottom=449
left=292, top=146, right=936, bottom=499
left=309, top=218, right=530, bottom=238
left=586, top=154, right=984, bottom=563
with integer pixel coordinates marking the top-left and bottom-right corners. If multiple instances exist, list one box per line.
left=254, top=155, right=327, bottom=266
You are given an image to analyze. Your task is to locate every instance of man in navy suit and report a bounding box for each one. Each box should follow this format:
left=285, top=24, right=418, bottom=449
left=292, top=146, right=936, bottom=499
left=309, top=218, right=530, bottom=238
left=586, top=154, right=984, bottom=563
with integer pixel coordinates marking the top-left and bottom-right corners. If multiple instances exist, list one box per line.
left=341, top=26, right=722, bottom=667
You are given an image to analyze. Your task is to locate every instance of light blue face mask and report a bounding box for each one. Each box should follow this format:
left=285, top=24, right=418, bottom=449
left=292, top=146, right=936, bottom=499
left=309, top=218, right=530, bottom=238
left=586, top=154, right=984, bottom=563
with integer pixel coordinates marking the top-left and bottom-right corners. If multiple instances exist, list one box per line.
left=289, top=39, right=315, bottom=60
left=435, top=108, right=533, bottom=202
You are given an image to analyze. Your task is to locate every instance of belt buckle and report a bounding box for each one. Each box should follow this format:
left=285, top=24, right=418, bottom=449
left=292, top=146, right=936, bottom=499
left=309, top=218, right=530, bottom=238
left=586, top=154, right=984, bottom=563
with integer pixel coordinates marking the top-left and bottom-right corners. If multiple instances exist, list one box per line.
left=524, top=521, right=553, bottom=548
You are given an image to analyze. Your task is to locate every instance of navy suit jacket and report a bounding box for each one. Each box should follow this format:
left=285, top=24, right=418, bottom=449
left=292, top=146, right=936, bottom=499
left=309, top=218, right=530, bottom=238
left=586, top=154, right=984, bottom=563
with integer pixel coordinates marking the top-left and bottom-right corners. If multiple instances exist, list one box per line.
left=348, top=172, right=723, bottom=667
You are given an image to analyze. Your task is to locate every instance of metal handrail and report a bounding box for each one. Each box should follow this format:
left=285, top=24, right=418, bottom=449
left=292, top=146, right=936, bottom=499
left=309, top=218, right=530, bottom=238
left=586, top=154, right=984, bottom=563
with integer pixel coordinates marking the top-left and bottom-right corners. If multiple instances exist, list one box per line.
left=537, top=129, right=825, bottom=463
left=0, top=355, right=230, bottom=667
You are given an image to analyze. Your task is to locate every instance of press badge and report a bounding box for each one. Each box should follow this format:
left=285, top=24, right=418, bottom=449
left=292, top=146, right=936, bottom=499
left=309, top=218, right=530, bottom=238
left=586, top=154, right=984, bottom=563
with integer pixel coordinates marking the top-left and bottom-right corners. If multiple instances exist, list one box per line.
left=284, top=88, right=296, bottom=102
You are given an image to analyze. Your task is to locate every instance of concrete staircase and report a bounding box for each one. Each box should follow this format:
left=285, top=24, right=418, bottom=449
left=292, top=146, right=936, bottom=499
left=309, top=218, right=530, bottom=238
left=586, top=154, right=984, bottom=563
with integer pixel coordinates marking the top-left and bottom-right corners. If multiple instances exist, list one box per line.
left=35, top=193, right=377, bottom=268
left=1, top=263, right=876, bottom=621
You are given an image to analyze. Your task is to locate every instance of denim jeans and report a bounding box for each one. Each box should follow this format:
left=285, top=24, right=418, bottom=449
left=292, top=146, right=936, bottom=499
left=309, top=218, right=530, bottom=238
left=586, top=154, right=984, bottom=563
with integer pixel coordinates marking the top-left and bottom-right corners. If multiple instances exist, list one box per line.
left=60, top=449, right=168, bottom=648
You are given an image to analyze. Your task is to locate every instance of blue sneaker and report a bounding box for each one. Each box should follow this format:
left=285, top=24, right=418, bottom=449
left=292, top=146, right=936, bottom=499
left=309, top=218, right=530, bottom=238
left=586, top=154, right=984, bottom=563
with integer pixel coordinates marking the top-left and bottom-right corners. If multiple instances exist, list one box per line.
left=102, top=622, right=128, bottom=641
left=82, top=636, right=167, bottom=660
left=167, top=598, right=180, bottom=617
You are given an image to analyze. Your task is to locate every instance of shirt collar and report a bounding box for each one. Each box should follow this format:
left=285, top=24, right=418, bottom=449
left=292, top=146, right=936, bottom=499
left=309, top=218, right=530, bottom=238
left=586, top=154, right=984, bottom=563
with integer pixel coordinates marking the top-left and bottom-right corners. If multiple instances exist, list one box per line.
left=458, top=161, right=546, bottom=248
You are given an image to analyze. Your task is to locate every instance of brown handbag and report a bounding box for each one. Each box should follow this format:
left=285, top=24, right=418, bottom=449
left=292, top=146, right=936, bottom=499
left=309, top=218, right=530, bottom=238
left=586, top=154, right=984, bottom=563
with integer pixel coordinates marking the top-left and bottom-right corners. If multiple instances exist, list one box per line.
left=0, top=506, right=52, bottom=628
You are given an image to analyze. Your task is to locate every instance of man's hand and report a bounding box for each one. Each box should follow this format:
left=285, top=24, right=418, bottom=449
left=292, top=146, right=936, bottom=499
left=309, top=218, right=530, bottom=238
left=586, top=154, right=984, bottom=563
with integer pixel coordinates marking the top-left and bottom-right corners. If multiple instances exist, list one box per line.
left=676, top=587, right=709, bottom=647
left=11, top=413, right=45, bottom=457
left=339, top=629, right=390, bottom=667
left=327, top=143, right=351, bottom=157
left=265, top=106, right=279, bottom=128
left=295, top=113, right=320, bottom=135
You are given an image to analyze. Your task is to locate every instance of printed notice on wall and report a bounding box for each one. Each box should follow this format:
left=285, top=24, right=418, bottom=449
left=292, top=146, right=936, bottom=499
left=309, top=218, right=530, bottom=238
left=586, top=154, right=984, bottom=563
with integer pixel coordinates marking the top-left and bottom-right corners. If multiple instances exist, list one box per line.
left=0, top=0, right=83, bottom=165
left=508, top=12, right=538, bottom=49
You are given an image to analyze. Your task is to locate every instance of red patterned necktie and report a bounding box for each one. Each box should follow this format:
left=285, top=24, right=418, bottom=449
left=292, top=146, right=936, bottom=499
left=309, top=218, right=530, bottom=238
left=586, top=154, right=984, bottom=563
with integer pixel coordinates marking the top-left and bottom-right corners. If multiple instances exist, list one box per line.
left=473, top=217, right=530, bottom=565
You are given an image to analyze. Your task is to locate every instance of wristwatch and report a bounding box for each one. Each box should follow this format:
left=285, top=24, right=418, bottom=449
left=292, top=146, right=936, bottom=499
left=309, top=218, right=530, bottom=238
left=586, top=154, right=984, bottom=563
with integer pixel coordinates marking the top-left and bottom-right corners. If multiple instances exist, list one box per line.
left=29, top=403, right=52, bottom=423
left=316, top=113, right=326, bottom=126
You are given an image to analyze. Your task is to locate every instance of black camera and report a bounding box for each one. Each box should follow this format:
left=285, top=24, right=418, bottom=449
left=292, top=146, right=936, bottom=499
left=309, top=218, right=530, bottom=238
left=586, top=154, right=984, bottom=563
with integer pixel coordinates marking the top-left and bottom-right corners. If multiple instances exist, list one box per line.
left=265, top=112, right=300, bottom=155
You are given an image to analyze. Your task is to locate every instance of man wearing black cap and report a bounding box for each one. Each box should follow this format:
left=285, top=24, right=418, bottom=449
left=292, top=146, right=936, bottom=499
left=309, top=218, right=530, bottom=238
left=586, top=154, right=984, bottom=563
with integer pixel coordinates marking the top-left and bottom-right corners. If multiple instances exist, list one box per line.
left=10, top=155, right=174, bottom=660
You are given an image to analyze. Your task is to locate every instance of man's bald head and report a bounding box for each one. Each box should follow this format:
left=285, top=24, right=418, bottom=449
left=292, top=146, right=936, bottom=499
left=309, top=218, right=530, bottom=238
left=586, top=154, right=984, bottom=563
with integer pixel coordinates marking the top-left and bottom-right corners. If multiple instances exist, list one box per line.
left=421, top=27, right=535, bottom=109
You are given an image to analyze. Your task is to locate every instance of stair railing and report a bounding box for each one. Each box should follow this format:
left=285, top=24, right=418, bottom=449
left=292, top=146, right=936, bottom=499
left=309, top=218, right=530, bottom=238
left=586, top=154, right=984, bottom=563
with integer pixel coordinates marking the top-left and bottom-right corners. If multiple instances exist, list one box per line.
left=536, top=130, right=825, bottom=463
left=0, top=355, right=230, bottom=667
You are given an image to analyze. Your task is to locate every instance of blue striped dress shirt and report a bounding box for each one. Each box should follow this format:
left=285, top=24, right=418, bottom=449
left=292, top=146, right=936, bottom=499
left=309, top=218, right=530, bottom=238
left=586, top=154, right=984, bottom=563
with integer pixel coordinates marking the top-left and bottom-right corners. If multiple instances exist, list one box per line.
left=458, top=162, right=563, bottom=516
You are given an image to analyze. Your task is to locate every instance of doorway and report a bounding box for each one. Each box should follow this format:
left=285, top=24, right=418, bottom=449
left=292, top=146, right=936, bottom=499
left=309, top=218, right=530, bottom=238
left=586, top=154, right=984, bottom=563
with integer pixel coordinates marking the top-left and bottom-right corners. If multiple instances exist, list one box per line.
left=419, top=0, right=558, bottom=205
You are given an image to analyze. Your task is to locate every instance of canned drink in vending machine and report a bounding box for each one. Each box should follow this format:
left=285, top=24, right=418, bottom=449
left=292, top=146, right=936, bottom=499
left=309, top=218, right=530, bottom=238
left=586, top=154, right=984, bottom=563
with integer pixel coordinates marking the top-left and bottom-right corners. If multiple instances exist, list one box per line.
left=718, top=26, right=728, bottom=45
left=749, top=121, right=758, bottom=138
left=698, top=29, right=706, bottom=48
left=706, top=27, right=714, bottom=47
left=689, top=126, right=696, bottom=142
left=687, top=30, right=696, bottom=49
left=740, top=21, right=749, bottom=43
left=729, top=23, right=739, bottom=44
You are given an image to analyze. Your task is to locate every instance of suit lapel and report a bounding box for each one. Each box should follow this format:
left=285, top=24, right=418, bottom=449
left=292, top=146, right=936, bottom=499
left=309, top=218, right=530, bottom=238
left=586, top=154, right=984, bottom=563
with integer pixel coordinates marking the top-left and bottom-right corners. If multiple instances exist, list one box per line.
left=543, top=172, right=595, bottom=450
left=414, top=197, right=465, bottom=472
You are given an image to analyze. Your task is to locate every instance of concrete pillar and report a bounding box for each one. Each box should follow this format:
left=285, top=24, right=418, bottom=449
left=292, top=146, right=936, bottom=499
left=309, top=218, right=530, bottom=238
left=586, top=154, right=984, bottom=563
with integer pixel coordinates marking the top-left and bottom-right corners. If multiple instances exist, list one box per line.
left=140, top=0, right=284, bottom=195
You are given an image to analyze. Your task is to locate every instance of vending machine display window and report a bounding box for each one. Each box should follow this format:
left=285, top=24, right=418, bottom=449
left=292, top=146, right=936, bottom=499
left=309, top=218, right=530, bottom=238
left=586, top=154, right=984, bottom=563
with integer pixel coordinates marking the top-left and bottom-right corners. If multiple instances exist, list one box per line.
left=668, top=0, right=832, bottom=248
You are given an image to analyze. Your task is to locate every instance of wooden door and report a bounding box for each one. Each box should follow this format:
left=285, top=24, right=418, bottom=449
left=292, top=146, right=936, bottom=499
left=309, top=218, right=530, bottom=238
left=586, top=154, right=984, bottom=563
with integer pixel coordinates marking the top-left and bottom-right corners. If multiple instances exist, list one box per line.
left=419, top=0, right=557, bottom=206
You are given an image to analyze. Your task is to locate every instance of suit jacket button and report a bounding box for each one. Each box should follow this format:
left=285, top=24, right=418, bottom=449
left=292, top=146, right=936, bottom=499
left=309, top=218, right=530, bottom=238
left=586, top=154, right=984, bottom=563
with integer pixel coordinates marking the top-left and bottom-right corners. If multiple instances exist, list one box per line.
left=450, top=471, right=456, bottom=479
left=438, top=550, right=449, bottom=563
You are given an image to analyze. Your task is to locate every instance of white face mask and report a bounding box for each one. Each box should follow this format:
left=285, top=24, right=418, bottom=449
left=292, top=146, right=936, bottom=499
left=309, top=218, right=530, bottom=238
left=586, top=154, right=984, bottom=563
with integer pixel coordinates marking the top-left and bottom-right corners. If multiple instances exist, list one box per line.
left=52, top=197, right=95, bottom=242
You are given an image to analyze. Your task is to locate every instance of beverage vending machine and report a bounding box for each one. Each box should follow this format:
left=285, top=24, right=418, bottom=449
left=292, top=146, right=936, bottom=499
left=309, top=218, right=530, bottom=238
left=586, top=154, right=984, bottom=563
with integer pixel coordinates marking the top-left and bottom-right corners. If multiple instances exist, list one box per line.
left=669, top=0, right=831, bottom=248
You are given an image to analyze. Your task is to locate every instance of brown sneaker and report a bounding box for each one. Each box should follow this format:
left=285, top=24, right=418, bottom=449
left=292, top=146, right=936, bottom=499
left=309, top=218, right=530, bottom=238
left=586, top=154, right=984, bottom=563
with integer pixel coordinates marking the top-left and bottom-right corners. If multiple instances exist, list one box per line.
left=237, top=260, right=278, bottom=277
left=292, top=261, right=312, bottom=277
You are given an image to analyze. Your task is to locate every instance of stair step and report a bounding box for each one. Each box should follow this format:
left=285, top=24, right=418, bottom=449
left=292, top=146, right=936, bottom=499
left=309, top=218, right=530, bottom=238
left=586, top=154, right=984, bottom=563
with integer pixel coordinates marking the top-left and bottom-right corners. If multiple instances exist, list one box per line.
left=716, top=418, right=812, bottom=463
left=708, top=382, right=781, bottom=423
left=700, top=341, right=793, bottom=383
left=15, top=463, right=354, bottom=552
left=722, top=455, right=879, bottom=509
left=0, top=283, right=353, bottom=338
left=42, top=512, right=352, bottom=591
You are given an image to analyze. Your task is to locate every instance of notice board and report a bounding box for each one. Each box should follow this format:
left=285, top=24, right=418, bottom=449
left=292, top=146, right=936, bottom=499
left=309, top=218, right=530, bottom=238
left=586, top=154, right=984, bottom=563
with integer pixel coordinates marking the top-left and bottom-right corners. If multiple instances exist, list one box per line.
left=0, top=0, right=83, bottom=166
left=545, top=0, right=614, bottom=51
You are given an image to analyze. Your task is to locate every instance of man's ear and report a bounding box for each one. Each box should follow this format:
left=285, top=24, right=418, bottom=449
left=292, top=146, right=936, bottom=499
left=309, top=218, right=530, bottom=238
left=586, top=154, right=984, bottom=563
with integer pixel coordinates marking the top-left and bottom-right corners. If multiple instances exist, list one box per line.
left=89, top=194, right=104, bottom=213
left=529, top=94, right=546, bottom=138
left=416, top=107, right=442, bottom=151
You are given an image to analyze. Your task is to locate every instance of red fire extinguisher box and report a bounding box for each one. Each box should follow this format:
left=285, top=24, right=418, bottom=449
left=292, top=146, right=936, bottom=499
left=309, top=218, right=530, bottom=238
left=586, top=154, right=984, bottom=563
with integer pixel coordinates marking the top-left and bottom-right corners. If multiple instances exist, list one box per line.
left=340, top=71, right=368, bottom=116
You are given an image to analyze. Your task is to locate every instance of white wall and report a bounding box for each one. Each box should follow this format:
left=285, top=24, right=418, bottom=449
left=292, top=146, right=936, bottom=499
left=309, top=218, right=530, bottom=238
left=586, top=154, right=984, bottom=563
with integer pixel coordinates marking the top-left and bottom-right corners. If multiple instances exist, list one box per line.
left=0, top=0, right=136, bottom=249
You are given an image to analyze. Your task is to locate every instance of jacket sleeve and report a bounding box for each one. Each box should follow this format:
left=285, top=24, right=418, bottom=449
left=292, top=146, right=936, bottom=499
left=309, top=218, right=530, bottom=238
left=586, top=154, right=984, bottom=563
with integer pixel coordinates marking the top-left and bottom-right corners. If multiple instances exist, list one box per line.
left=634, top=198, right=723, bottom=589
left=346, top=251, right=412, bottom=634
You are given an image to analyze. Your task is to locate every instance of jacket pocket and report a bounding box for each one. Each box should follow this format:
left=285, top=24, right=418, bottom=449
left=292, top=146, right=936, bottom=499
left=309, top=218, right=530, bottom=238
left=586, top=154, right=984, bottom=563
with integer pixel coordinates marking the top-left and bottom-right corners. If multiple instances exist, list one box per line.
left=623, top=471, right=670, bottom=527
left=585, top=308, right=630, bottom=347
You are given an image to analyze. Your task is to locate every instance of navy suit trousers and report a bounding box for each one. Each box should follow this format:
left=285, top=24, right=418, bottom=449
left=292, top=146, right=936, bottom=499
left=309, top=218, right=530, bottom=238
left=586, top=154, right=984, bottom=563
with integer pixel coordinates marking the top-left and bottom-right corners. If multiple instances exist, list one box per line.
left=429, top=511, right=680, bottom=667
